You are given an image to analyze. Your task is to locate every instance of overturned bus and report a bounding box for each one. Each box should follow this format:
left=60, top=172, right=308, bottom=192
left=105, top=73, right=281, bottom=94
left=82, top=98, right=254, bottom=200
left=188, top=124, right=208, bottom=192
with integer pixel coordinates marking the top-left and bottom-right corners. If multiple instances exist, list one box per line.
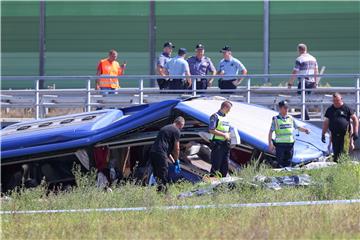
left=1, top=97, right=330, bottom=192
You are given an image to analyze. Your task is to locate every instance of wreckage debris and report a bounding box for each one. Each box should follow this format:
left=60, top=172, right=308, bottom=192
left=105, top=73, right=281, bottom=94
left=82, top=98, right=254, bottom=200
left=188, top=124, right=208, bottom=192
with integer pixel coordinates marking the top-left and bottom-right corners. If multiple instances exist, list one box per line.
left=178, top=174, right=313, bottom=198
left=254, top=174, right=312, bottom=190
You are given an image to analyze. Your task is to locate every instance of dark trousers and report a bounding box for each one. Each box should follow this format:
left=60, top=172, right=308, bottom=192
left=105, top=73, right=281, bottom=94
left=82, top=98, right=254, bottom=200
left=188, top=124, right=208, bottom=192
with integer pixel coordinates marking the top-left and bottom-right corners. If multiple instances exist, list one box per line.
left=157, top=78, right=169, bottom=90
left=210, top=140, right=230, bottom=177
left=192, top=79, right=209, bottom=94
left=149, top=151, right=169, bottom=192
left=169, top=79, right=186, bottom=90
left=297, top=81, right=316, bottom=120
left=218, top=79, right=237, bottom=94
left=275, top=142, right=294, bottom=167
left=196, top=79, right=208, bottom=90
left=331, top=132, right=346, bottom=162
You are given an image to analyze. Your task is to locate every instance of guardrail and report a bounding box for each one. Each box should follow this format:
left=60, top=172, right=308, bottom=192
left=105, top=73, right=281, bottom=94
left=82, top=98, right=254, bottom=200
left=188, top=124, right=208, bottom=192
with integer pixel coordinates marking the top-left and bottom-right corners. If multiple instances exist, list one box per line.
left=1, top=73, right=360, bottom=120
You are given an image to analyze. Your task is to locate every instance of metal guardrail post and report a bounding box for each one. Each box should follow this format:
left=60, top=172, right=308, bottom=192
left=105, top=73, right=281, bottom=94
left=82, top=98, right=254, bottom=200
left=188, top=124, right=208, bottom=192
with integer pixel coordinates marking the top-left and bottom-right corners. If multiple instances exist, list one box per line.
left=356, top=78, right=360, bottom=117
left=139, top=78, right=144, bottom=104
left=247, top=78, right=251, bottom=104
left=86, top=78, right=91, bottom=112
left=35, top=79, right=40, bottom=119
left=301, top=78, right=306, bottom=121
left=192, top=79, right=197, bottom=97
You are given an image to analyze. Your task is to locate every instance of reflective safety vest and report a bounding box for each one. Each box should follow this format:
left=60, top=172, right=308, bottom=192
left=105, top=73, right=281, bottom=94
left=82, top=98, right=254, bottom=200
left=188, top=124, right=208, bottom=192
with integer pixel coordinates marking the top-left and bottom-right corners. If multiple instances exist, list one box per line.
left=97, top=59, right=123, bottom=89
left=212, top=114, right=231, bottom=141
left=273, top=115, right=295, bottom=144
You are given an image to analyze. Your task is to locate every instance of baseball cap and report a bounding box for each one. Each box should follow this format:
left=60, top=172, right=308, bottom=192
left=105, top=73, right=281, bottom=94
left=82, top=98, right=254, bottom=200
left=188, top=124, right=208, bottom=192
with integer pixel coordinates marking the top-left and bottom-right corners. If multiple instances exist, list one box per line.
left=163, top=42, right=175, bottom=48
left=178, top=48, right=187, bottom=55
left=195, top=43, right=205, bottom=50
left=220, top=45, right=231, bottom=52
left=278, top=100, right=290, bottom=108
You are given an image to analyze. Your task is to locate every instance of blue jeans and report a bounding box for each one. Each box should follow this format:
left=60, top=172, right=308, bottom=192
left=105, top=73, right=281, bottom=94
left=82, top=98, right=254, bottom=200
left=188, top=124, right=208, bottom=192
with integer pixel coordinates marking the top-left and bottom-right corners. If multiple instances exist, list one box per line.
left=100, top=87, right=116, bottom=95
left=97, top=87, right=116, bottom=110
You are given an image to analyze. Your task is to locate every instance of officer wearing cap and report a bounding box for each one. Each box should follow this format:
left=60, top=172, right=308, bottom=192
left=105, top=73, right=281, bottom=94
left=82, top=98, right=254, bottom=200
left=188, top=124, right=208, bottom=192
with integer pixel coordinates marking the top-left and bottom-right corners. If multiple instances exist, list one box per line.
left=165, top=48, right=191, bottom=90
left=217, top=46, right=247, bottom=94
left=187, top=44, right=216, bottom=91
left=268, top=100, right=310, bottom=167
left=157, top=42, right=175, bottom=90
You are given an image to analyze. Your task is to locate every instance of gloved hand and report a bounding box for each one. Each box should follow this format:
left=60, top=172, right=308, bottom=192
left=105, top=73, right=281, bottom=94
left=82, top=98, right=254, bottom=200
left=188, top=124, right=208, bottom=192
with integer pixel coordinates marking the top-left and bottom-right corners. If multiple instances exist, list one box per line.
left=353, top=133, right=359, bottom=141
left=321, top=135, right=326, bottom=143
left=174, top=159, right=181, bottom=174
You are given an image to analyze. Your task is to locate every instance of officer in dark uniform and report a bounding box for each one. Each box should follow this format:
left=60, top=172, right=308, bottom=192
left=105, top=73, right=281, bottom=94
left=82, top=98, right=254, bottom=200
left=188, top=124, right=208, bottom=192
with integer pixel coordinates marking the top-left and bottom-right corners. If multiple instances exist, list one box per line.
left=209, top=101, right=233, bottom=177
left=187, top=44, right=216, bottom=91
left=268, top=100, right=310, bottom=167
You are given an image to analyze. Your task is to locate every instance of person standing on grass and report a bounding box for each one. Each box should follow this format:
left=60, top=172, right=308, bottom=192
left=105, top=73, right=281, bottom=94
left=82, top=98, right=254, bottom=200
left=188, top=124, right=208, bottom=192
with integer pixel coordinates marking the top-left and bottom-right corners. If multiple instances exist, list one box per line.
left=149, top=117, right=185, bottom=192
left=209, top=101, right=233, bottom=177
left=268, top=100, right=310, bottom=167
left=287, top=43, right=318, bottom=120
left=187, top=43, right=216, bottom=91
left=96, top=49, right=126, bottom=94
left=165, top=48, right=192, bottom=91
left=157, top=42, right=175, bottom=90
left=217, top=46, right=247, bottom=94
left=322, top=93, right=359, bottom=162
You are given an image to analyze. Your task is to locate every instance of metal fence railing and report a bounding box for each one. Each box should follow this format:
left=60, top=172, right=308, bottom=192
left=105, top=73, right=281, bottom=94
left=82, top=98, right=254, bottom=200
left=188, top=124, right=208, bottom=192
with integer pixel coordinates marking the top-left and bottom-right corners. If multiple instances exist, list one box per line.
left=1, top=73, right=360, bottom=120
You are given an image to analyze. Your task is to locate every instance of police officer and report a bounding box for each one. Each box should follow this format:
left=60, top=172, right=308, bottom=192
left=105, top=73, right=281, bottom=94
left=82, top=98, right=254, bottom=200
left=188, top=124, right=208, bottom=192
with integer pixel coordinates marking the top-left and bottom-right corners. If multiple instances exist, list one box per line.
left=322, top=93, right=359, bottom=162
left=217, top=46, right=247, bottom=94
left=156, top=42, right=175, bottom=90
left=187, top=44, right=216, bottom=91
left=268, top=101, right=310, bottom=167
left=165, top=48, right=191, bottom=90
left=150, top=116, right=185, bottom=192
left=209, top=101, right=233, bottom=177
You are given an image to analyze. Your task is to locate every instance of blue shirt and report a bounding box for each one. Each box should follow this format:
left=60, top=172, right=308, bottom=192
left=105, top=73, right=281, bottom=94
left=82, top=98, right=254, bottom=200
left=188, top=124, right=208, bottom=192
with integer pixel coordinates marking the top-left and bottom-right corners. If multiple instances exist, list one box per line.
left=165, top=56, right=190, bottom=76
left=157, top=52, right=171, bottom=68
left=209, top=111, right=226, bottom=130
left=187, top=56, right=216, bottom=76
left=218, top=57, right=246, bottom=80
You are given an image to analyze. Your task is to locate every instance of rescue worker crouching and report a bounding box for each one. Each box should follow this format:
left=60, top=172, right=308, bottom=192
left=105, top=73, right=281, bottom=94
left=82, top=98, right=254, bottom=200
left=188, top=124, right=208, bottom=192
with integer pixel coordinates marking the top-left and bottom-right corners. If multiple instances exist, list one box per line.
left=209, top=101, right=233, bottom=177
left=268, top=100, right=310, bottom=167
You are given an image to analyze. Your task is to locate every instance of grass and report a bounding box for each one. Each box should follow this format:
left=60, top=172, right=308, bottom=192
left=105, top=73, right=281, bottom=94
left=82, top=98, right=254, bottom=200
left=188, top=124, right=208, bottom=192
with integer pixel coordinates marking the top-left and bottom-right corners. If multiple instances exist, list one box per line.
left=1, top=157, right=360, bottom=239
left=2, top=205, right=359, bottom=239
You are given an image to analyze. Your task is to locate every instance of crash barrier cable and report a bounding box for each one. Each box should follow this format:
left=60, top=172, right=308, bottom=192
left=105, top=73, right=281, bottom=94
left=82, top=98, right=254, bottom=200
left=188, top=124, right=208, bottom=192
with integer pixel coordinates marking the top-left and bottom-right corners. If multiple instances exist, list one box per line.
left=1, top=199, right=359, bottom=215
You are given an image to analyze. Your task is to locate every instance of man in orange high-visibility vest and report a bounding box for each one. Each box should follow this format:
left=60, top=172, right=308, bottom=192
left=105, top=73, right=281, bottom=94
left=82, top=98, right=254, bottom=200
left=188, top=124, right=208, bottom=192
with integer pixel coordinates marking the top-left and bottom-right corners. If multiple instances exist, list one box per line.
left=96, top=49, right=126, bottom=94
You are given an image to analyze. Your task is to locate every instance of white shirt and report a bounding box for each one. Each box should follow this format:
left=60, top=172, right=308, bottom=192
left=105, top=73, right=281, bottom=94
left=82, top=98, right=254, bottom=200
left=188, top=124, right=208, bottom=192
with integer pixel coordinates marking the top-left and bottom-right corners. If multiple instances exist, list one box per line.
left=294, top=53, right=318, bottom=82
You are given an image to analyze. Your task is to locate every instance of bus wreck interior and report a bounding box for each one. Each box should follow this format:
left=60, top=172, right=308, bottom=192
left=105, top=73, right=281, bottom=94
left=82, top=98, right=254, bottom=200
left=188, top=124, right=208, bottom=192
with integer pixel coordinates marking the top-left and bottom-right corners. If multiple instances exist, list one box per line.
left=1, top=110, right=275, bottom=193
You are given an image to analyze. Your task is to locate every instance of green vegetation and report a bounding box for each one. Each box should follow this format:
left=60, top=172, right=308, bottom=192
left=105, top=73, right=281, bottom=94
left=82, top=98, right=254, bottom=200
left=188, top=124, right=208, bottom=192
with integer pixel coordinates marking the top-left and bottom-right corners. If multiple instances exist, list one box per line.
left=1, top=157, right=360, bottom=239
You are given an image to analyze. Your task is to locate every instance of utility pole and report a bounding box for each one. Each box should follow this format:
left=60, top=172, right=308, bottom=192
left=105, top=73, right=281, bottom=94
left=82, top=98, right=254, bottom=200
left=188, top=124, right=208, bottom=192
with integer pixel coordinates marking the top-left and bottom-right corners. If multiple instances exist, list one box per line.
left=263, top=0, right=270, bottom=83
left=39, top=0, right=46, bottom=89
left=148, top=0, right=156, bottom=87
